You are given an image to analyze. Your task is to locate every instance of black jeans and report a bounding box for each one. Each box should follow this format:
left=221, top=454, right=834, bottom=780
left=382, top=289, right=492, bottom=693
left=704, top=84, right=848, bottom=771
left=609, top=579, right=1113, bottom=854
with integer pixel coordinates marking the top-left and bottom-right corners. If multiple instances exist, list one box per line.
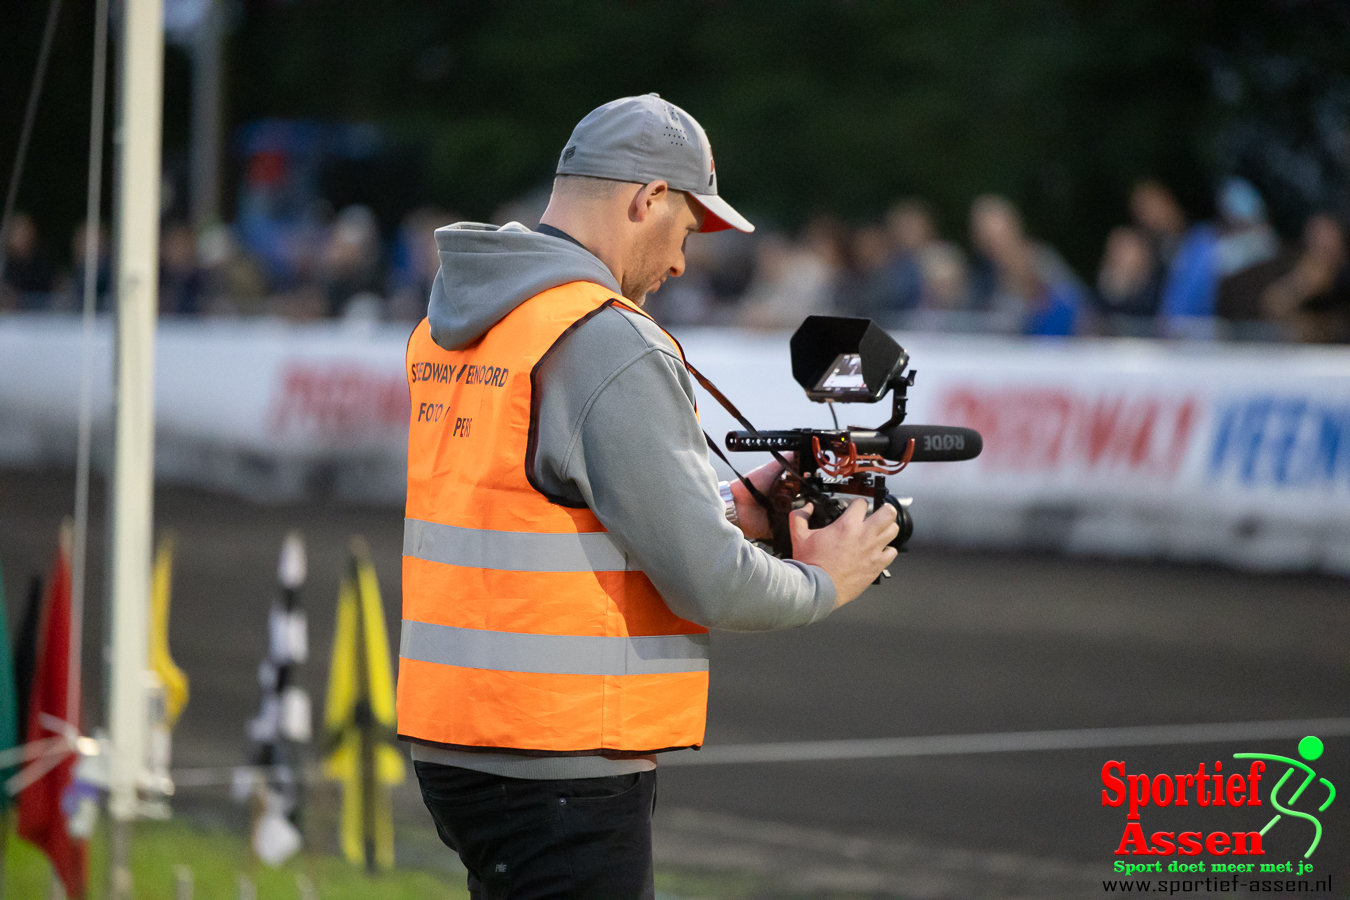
left=415, top=762, right=657, bottom=900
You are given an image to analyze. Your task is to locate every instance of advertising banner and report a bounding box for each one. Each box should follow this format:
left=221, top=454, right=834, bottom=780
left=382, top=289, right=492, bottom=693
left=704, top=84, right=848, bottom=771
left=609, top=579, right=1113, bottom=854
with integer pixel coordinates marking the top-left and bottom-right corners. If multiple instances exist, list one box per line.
left=2, top=315, right=1347, bottom=571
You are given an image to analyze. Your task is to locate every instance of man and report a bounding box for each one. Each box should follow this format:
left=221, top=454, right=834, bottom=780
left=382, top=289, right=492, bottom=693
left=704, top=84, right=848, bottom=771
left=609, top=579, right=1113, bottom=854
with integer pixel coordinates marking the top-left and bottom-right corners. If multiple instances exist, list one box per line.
left=400, top=94, right=898, bottom=900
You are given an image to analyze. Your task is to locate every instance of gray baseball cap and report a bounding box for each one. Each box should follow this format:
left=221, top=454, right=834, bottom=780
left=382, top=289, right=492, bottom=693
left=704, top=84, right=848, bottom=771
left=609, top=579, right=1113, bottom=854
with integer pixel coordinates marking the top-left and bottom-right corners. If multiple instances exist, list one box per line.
left=556, top=94, right=754, bottom=233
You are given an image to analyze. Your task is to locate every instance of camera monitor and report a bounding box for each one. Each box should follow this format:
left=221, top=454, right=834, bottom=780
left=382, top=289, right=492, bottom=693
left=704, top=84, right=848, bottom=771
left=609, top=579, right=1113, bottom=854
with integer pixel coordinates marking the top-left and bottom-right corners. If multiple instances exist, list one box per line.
left=791, top=316, right=909, bottom=403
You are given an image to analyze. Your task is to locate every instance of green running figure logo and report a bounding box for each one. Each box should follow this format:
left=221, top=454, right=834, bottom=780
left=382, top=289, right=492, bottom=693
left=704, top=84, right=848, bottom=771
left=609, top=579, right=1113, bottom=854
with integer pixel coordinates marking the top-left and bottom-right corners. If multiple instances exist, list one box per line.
left=1234, top=736, right=1336, bottom=858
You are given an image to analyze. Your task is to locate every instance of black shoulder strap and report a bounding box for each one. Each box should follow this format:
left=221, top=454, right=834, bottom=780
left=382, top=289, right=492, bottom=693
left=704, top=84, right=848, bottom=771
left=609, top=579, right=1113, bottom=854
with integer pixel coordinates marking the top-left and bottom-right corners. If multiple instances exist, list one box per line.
left=623, top=318, right=798, bottom=515
left=683, top=360, right=803, bottom=513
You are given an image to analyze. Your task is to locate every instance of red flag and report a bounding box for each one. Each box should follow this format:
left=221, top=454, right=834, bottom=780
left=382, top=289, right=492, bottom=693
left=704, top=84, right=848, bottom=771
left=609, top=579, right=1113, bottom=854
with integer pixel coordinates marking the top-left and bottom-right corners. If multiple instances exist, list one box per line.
left=16, top=530, right=87, bottom=899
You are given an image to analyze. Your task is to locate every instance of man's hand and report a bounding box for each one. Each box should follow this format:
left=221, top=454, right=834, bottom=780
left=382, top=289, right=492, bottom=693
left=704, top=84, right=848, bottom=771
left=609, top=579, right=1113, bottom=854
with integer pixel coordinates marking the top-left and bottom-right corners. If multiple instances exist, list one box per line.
left=790, top=499, right=899, bottom=609
left=727, top=456, right=792, bottom=541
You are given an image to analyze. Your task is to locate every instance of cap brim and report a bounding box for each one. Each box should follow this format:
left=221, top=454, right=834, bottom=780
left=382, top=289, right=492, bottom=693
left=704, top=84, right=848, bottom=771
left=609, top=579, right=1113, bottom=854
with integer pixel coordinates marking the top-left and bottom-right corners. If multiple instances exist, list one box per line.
left=690, top=192, right=755, bottom=233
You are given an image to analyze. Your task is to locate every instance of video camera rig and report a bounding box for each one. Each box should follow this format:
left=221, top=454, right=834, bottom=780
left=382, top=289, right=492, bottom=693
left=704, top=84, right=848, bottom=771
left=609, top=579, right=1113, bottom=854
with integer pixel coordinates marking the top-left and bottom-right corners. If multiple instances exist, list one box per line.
left=718, top=316, right=982, bottom=560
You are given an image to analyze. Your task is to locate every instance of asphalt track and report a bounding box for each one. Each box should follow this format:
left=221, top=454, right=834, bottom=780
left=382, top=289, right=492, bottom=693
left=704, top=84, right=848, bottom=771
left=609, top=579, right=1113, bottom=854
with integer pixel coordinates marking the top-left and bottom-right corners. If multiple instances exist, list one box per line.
left=2, top=467, right=1347, bottom=898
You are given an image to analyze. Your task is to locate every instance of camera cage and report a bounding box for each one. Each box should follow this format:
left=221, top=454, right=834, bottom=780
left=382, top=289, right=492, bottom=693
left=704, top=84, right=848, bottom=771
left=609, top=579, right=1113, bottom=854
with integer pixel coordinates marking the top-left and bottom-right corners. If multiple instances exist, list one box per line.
left=700, top=315, right=966, bottom=562
left=711, top=315, right=980, bottom=562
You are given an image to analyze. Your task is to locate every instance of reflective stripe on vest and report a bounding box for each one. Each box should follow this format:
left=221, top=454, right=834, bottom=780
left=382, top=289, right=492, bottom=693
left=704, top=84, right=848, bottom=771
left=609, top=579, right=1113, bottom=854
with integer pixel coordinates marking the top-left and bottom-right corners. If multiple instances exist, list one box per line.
left=400, top=621, right=710, bottom=676
left=397, top=281, right=709, bottom=756
left=403, top=518, right=638, bottom=573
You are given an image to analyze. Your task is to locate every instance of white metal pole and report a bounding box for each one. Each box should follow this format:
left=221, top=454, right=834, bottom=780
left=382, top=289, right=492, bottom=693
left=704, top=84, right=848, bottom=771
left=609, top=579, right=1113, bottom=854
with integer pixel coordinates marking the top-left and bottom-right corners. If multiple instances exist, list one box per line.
left=108, top=0, right=164, bottom=890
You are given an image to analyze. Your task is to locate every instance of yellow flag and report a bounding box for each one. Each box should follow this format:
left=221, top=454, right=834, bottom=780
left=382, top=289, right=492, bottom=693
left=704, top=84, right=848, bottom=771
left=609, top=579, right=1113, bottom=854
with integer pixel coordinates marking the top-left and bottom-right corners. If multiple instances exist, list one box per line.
left=322, top=537, right=404, bottom=870
left=148, top=532, right=189, bottom=727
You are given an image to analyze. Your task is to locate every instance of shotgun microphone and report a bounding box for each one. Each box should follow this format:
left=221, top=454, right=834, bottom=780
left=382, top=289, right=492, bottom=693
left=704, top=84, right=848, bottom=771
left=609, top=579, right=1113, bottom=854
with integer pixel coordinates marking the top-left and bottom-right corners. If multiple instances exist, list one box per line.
left=725, top=425, right=982, bottom=463
left=874, top=425, right=982, bottom=462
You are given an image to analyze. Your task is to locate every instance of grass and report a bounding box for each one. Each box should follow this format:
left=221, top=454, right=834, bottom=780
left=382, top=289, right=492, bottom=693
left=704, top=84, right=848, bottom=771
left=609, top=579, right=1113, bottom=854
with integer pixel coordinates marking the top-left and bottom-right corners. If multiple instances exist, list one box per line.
left=0, top=816, right=842, bottom=899
left=2, top=818, right=471, bottom=900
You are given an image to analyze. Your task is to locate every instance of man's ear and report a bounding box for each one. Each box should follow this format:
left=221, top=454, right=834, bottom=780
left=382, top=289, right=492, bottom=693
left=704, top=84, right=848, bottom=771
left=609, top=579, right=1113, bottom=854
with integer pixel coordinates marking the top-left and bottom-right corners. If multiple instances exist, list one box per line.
left=629, top=180, right=669, bottom=223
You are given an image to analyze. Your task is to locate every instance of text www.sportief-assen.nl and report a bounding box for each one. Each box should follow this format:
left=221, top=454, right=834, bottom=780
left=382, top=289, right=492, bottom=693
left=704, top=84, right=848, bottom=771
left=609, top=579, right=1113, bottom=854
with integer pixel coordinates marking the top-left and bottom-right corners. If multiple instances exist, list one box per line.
left=1103, top=876, right=1332, bottom=894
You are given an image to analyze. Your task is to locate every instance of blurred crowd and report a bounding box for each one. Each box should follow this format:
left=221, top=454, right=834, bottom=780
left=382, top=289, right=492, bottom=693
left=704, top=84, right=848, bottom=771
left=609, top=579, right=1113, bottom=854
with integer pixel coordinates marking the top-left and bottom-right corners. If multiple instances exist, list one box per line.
left=3, top=176, right=1348, bottom=343
left=1094, top=179, right=1350, bottom=344
left=661, top=178, right=1350, bottom=343
left=0, top=204, right=447, bottom=324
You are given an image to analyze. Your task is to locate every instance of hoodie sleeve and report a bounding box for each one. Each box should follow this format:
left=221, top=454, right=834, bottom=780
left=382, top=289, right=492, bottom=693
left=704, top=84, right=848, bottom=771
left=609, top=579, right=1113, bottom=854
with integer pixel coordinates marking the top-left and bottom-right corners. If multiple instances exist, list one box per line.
left=530, top=304, right=836, bottom=631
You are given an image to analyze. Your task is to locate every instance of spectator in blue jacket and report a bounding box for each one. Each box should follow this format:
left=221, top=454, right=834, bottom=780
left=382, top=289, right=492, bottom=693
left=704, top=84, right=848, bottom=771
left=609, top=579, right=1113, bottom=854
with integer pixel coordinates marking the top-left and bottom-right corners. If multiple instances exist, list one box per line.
left=1160, top=178, right=1281, bottom=334
left=1159, top=223, right=1219, bottom=322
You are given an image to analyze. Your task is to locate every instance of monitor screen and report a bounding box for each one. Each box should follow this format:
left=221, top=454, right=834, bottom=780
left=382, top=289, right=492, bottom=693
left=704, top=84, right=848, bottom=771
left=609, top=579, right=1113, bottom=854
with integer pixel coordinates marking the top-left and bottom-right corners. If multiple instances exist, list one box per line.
left=813, top=353, right=866, bottom=394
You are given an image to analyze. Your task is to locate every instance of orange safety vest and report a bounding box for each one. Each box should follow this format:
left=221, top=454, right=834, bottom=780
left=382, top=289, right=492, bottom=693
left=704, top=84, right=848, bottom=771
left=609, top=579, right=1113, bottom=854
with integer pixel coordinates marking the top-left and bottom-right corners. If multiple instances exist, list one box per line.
left=397, top=280, right=709, bottom=756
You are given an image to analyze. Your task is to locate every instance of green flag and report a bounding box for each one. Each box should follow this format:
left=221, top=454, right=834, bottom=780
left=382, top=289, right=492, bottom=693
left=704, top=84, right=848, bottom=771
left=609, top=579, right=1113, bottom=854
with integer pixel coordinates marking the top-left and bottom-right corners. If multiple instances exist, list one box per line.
left=0, top=556, right=19, bottom=792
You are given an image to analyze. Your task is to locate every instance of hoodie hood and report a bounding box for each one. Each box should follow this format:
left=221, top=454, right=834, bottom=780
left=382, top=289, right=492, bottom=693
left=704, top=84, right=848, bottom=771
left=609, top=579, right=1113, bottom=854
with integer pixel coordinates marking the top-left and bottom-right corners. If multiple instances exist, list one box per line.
left=427, top=221, right=622, bottom=349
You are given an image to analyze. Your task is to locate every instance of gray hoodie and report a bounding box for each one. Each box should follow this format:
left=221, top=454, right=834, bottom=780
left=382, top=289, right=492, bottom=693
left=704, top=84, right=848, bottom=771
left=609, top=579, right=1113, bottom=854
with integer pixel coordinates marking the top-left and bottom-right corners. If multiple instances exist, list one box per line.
left=409, top=222, right=836, bottom=779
